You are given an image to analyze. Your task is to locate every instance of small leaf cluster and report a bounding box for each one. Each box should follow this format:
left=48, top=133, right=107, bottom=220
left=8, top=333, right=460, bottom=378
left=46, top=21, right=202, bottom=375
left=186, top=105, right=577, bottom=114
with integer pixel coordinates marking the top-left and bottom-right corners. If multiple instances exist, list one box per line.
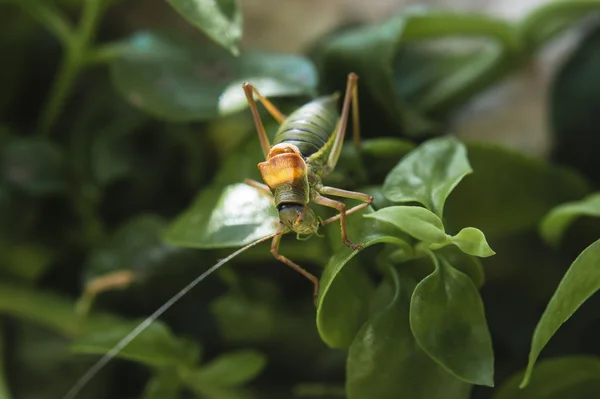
left=3, top=1, right=600, bottom=399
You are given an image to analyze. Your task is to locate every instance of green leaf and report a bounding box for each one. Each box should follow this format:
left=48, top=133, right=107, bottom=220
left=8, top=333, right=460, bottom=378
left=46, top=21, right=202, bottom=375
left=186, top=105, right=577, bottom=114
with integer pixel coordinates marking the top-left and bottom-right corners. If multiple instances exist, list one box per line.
left=312, top=7, right=518, bottom=136
left=447, top=227, right=495, bottom=257
left=383, top=137, right=472, bottom=217
left=445, top=141, right=591, bottom=239
left=410, top=255, right=494, bottom=386
left=166, top=0, right=242, bottom=56
left=550, top=24, right=600, bottom=188
left=0, top=242, right=57, bottom=282
left=183, top=350, right=266, bottom=387
left=436, top=246, right=485, bottom=289
left=71, top=320, right=200, bottom=368
left=0, top=283, right=119, bottom=338
left=346, top=266, right=471, bottom=399
left=0, top=137, right=67, bottom=196
left=165, top=183, right=278, bottom=249
left=521, top=238, right=600, bottom=387
left=317, top=207, right=412, bottom=348
left=110, top=31, right=317, bottom=122
left=495, top=356, right=600, bottom=399
left=540, top=193, right=600, bottom=247
left=142, top=369, right=182, bottom=399
left=210, top=293, right=275, bottom=343
left=85, top=214, right=201, bottom=281
left=365, top=205, right=447, bottom=244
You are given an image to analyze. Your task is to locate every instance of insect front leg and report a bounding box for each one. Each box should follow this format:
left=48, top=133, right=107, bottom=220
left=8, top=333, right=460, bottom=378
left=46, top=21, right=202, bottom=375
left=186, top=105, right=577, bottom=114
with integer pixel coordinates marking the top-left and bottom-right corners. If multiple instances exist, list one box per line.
left=318, top=186, right=373, bottom=225
left=270, top=227, right=320, bottom=303
left=314, top=192, right=368, bottom=251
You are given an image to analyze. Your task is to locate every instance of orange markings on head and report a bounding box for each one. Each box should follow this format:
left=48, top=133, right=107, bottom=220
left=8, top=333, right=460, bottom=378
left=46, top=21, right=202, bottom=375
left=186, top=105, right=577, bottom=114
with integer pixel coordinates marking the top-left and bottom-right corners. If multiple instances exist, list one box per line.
left=258, top=148, right=307, bottom=190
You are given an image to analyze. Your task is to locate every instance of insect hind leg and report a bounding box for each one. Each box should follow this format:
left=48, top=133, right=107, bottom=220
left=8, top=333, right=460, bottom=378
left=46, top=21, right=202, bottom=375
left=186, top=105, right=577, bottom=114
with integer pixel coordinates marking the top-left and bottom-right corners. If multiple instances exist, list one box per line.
left=271, top=228, right=319, bottom=304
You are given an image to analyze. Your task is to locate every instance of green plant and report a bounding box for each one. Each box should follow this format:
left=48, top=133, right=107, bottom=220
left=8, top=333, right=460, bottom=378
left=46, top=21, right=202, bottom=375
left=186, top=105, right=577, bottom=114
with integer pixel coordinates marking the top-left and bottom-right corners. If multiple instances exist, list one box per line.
left=2, top=0, right=600, bottom=398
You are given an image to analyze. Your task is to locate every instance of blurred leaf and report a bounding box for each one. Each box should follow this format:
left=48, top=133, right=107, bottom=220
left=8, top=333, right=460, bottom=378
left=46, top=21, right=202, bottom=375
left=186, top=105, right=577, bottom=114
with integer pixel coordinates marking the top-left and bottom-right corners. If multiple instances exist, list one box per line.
left=85, top=214, right=201, bottom=282
left=110, top=31, right=317, bottom=121
left=540, top=193, right=600, bottom=247
left=446, top=227, right=495, bottom=258
left=12, top=323, right=111, bottom=399
left=445, top=142, right=590, bottom=239
left=346, top=266, right=471, bottom=399
left=365, top=205, right=447, bottom=244
left=522, top=238, right=600, bottom=387
left=496, top=356, right=600, bottom=399
left=165, top=183, right=278, bottom=249
left=142, top=369, right=182, bottom=399
left=518, top=0, right=600, bottom=51
left=0, top=137, right=67, bottom=196
left=71, top=320, right=200, bottom=368
left=550, top=24, right=600, bottom=187
left=383, top=137, right=472, bottom=217
left=166, top=0, right=242, bottom=56
left=0, top=283, right=119, bottom=337
left=0, top=242, right=57, bottom=281
left=317, top=207, right=412, bottom=348
left=210, top=293, right=274, bottom=343
left=312, top=7, right=517, bottom=136
left=410, top=255, right=494, bottom=386
left=184, top=350, right=266, bottom=388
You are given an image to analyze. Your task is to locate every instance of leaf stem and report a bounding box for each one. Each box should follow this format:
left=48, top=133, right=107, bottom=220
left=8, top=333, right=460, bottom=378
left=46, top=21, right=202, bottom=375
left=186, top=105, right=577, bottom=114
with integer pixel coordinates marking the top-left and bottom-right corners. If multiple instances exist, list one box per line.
left=16, top=0, right=73, bottom=46
left=37, top=0, right=105, bottom=137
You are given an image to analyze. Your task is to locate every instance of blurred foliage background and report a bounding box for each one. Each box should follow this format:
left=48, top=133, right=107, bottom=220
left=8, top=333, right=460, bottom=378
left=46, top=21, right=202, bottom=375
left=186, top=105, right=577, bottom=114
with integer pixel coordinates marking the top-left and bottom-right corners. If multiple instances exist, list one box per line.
left=3, top=0, right=600, bottom=399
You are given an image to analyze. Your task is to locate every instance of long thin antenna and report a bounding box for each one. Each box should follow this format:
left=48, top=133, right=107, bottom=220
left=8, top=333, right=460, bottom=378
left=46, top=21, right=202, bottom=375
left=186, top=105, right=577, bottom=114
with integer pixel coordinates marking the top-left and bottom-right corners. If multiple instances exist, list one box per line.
left=62, top=232, right=279, bottom=399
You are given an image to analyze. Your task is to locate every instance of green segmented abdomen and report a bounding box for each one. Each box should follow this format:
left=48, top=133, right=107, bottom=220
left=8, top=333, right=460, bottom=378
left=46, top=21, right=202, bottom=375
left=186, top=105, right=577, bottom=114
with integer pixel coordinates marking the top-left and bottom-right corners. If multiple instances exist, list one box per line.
left=274, top=96, right=338, bottom=157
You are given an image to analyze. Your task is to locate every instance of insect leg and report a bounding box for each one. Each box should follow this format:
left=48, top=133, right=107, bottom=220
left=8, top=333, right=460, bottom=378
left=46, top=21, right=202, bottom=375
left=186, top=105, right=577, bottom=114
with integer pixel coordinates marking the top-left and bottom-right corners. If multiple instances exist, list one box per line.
left=326, top=73, right=360, bottom=171
left=247, top=85, right=287, bottom=123
left=243, top=83, right=272, bottom=159
left=271, top=228, right=319, bottom=302
left=244, top=178, right=273, bottom=201
left=313, top=194, right=364, bottom=250
left=318, top=186, right=373, bottom=225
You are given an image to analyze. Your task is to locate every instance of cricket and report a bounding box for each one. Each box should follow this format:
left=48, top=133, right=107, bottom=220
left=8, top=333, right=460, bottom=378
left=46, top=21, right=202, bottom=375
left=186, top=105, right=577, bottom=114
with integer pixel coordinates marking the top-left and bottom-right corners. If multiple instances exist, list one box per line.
left=62, top=72, right=372, bottom=399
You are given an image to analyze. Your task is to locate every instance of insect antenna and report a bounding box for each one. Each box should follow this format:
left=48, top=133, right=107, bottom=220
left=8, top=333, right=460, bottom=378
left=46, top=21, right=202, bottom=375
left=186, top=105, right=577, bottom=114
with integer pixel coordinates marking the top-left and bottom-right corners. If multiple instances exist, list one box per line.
left=61, top=231, right=280, bottom=399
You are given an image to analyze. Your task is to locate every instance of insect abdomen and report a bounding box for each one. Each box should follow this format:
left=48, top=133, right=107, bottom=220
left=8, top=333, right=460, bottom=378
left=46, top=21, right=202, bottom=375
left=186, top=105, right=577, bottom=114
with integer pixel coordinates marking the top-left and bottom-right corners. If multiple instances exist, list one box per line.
left=274, top=96, right=338, bottom=157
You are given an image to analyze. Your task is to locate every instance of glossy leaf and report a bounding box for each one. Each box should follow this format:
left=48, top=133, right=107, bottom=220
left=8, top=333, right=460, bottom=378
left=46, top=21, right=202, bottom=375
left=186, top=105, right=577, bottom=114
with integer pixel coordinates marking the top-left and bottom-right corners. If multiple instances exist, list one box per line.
left=166, top=0, right=242, bottom=55
left=347, top=266, right=471, bottom=399
left=447, top=227, right=495, bottom=257
left=165, top=183, right=278, bottom=249
left=522, top=238, right=600, bottom=387
left=383, top=137, right=472, bottom=217
left=365, top=205, right=447, bottom=244
left=142, top=369, right=182, bottom=399
left=110, top=31, right=317, bottom=121
left=436, top=246, right=485, bottom=289
left=496, top=356, right=600, bottom=399
left=445, top=142, right=590, bottom=238
left=540, top=193, right=600, bottom=247
left=317, top=207, right=412, bottom=348
left=0, top=137, right=67, bottom=196
left=410, top=256, right=494, bottom=386
left=184, top=350, right=266, bottom=387
left=71, top=320, right=200, bottom=368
